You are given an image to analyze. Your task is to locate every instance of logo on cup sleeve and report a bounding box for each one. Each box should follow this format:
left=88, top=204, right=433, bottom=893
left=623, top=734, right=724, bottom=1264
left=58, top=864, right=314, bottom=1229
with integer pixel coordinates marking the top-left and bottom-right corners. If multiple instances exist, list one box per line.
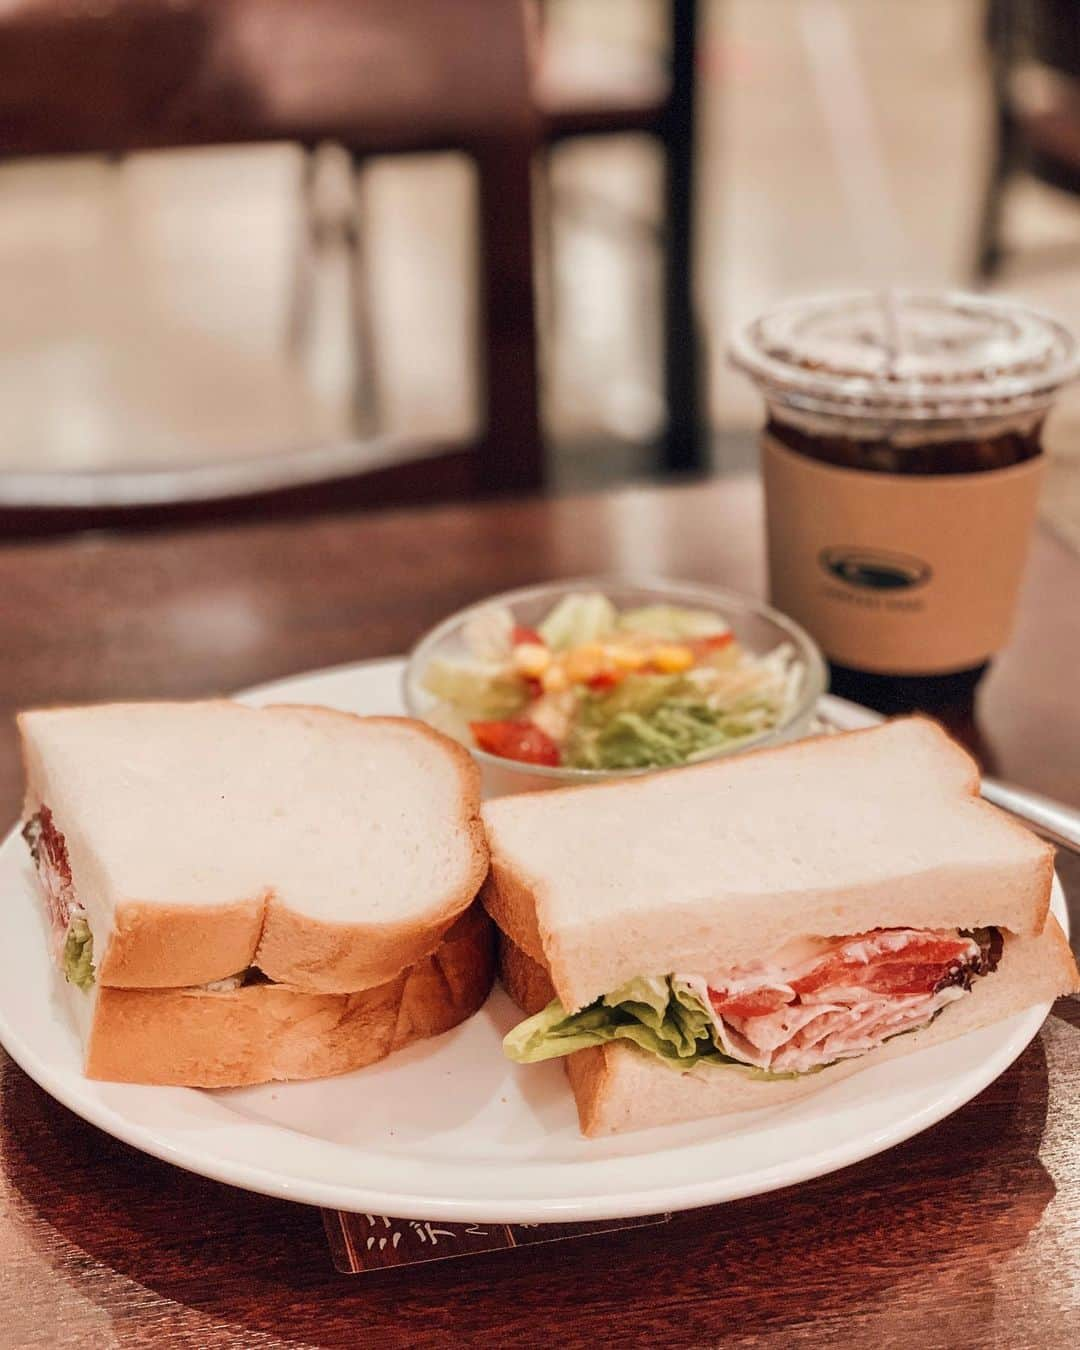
left=818, top=547, right=933, bottom=592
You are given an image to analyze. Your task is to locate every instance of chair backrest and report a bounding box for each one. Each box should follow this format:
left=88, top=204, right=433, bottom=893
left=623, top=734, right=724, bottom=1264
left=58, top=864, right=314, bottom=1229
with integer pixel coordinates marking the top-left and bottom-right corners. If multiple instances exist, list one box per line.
left=0, top=0, right=544, bottom=527
left=198, top=0, right=539, bottom=152
left=0, top=0, right=539, bottom=158
left=991, top=0, right=1080, bottom=82
left=0, top=0, right=211, bottom=157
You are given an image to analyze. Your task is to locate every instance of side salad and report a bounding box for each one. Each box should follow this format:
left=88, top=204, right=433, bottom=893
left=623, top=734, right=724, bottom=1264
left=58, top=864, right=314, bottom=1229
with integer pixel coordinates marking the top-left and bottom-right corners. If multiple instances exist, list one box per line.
left=420, top=592, right=804, bottom=771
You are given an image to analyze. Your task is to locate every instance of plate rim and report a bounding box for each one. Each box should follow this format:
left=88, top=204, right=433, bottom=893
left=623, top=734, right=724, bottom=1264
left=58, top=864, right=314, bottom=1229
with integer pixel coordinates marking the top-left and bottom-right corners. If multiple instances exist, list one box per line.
left=0, top=658, right=1063, bottom=1221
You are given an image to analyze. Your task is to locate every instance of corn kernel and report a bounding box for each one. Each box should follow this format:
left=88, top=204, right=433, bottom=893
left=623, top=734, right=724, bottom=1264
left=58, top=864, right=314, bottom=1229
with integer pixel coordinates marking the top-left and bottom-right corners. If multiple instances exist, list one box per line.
left=563, top=643, right=605, bottom=683
left=651, top=644, right=694, bottom=674
left=512, top=642, right=551, bottom=677
left=610, top=645, right=648, bottom=672
left=541, top=662, right=569, bottom=692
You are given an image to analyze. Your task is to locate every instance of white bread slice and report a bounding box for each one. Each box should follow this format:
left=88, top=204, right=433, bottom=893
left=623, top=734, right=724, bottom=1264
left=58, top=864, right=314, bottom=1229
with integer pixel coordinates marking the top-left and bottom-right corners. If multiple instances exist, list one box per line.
left=498, top=923, right=1079, bottom=1135
left=80, top=904, right=494, bottom=1087
left=482, top=718, right=1054, bottom=1012
left=19, top=702, right=487, bottom=991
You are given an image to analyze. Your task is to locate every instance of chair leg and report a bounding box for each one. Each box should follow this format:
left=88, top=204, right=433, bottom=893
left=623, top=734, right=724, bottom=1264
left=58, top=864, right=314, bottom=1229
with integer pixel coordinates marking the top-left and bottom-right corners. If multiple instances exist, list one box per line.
left=659, top=0, right=702, bottom=474
left=975, top=0, right=1021, bottom=281
left=286, top=148, right=318, bottom=357
left=974, top=107, right=1018, bottom=282
left=534, top=145, right=557, bottom=394
left=346, top=153, right=381, bottom=436
left=473, top=140, right=544, bottom=495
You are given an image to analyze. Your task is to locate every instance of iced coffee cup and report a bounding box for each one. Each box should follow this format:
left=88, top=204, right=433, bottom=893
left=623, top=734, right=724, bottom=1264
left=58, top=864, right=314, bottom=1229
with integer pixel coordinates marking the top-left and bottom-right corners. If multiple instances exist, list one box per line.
left=730, top=290, right=1079, bottom=711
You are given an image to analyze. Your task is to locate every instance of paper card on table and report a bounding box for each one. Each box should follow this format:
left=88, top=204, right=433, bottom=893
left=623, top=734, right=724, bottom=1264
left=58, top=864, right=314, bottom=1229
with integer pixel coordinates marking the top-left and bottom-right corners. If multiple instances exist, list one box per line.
left=322, top=1210, right=671, bottom=1273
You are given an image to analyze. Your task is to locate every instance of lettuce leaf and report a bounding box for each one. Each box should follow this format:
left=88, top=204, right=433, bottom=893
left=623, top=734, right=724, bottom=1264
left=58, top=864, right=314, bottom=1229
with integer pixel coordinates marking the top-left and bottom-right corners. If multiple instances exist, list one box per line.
left=63, top=916, right=95, bottom=991
left=461, top=604, right=515, bottom=660
left=538, top=593, right=617, bottom=651
left=503, top=975, right=805, bottom=1079
left=421, top=657, right=526, bottom=718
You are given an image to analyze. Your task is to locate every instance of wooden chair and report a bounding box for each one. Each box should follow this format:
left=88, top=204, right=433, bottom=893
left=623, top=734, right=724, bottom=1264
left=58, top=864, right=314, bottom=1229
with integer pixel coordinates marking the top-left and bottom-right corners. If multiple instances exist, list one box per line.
left=241, top=0, right=705, bottom=478
left=0, top=0, right=544, bottom=526
left=976, top=0, right=1080, bottom=279
left=534, top=0, right=702, bottom=475
left=268, top=0, right=704, bottom=490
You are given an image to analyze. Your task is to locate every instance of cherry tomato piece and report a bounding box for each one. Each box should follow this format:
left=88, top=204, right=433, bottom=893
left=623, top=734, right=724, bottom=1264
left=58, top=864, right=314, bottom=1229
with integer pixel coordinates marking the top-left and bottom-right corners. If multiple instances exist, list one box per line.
left=586, top=671, right=623, bottom=691
left=469, top=719, right=561, bottom=766
left=512, top=625, right=545, bottom=647
left=687, top=632, right=734, bottom=660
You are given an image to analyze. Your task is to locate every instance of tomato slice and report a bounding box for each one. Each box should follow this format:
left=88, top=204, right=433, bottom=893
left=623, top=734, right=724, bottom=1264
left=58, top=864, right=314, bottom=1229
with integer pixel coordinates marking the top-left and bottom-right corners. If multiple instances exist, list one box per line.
left=791, top=934, right=974, bottom=998
left=687, top=632, right=734, bottom=660
left=470, top=718, right=561, bottom=766
left=512, top=625, right=545, bottom=647
left=707, top=931, right=976, bottom=1022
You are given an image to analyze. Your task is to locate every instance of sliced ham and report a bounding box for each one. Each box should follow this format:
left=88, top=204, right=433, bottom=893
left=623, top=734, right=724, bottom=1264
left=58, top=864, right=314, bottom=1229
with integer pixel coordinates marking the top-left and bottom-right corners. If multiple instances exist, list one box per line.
left=22, top=807, right=78, bottom=961
left=681, top=927, right=998, bottom=1074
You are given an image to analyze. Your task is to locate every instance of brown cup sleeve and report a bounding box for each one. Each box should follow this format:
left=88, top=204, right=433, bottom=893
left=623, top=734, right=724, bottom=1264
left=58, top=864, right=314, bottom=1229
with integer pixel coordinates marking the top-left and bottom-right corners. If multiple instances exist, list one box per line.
left=762, top=433, right=1045, bottom=674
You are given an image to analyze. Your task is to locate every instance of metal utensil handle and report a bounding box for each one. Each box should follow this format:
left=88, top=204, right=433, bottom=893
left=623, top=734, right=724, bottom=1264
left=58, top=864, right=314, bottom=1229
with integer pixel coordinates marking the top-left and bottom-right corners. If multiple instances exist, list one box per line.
left=980, top=778, right=1080, bottom=856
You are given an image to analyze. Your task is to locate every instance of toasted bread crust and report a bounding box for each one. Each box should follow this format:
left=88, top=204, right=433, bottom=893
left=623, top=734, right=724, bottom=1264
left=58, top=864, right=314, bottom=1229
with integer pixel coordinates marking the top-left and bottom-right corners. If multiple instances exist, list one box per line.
left=496, top=929, right=555, bottom=1014
left=481, top=866, right=547, bottom=968
left=1022, top=838, right=1056, bottom=934
left=84, top=905, right=495, bottom=1086
left=391, top=902, right=495, bottom=1048
left=21, top=704, right=489, bottom=991
left=98, top=896, right=265, bottom=988
left=564, top=1040, right=869, bottom=1136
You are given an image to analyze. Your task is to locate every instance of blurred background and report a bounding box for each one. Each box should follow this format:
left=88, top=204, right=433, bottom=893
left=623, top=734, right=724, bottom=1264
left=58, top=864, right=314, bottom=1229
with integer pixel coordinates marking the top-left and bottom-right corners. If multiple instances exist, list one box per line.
left=2, top=0, right=1079, bottom=537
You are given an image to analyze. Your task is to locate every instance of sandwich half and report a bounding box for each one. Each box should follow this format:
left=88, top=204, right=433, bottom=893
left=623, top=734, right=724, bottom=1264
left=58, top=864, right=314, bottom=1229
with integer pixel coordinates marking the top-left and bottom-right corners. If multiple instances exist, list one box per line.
left=19, top=701, right=492, bottom=1085
left=78, top=904, right=493, bottom=1088
left=483, top=717, right=1079, bottom=1136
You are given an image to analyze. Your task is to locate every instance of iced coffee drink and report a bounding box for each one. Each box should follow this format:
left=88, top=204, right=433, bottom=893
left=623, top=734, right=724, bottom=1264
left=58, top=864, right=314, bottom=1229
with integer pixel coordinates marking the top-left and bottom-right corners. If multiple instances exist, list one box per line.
left=730, top=291, right=1078, bottom=711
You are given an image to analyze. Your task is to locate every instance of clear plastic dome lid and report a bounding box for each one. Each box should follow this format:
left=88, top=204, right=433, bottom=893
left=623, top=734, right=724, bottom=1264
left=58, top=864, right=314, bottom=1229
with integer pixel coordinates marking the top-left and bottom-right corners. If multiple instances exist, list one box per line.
left=729, top=290, right=1080, bottom=424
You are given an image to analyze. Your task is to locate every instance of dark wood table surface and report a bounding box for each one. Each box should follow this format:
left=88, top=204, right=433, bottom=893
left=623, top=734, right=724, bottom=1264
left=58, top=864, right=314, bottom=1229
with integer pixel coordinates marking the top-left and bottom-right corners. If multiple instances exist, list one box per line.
left=1, top=475, right=1078, bottom=1349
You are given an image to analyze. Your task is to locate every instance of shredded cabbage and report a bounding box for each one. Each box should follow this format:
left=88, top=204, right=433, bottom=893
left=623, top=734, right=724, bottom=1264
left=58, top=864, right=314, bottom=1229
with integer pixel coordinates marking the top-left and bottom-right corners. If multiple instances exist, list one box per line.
left=563, top=660, right=798, bottom=770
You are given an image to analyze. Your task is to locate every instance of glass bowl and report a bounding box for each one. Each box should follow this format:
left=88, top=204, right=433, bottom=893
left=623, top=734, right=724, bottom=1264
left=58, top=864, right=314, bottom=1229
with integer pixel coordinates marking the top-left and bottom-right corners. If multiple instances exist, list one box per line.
left=402, top=577, right=827, bottom=797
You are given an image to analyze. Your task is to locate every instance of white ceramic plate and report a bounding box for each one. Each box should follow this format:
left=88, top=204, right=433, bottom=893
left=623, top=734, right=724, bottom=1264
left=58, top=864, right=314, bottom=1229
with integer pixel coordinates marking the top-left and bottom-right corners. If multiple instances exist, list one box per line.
left=0, top=659, right=1066, bottom=1222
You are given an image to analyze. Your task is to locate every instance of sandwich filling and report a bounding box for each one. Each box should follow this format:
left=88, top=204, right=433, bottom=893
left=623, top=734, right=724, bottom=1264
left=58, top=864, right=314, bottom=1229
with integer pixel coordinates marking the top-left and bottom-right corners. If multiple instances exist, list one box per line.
left=504, top=926, right=1003, bottom=1077
left=22, top=808, right=95, bottom=991
left=23, top=808, right=280, bottom=995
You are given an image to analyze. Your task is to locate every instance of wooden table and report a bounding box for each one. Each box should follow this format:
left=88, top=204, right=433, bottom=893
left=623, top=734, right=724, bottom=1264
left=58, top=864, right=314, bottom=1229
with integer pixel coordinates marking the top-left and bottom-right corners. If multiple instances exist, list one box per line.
left=1, top=476, right=1077, bottom=1348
